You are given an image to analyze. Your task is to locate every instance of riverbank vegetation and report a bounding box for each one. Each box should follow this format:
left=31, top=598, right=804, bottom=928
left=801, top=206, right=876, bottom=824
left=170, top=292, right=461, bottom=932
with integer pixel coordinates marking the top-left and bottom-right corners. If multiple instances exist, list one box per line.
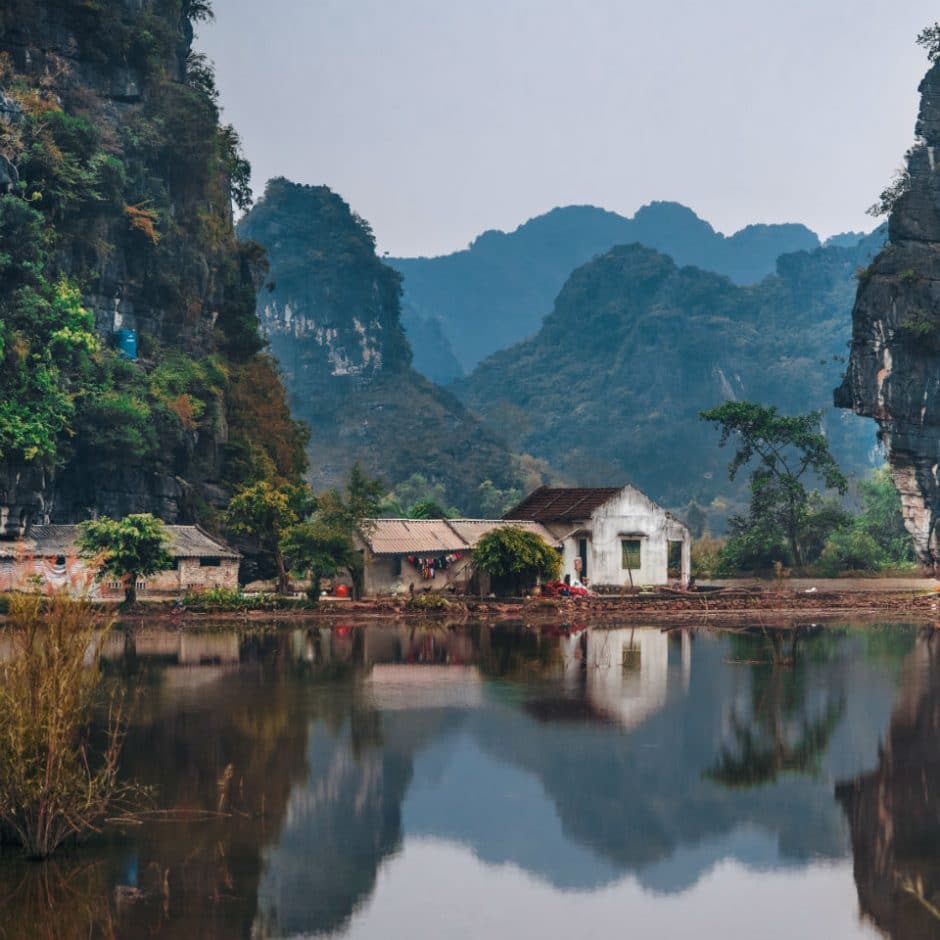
left=695, top=401, right=916, bottom=577
left=0, top=594, right=136, bottom=858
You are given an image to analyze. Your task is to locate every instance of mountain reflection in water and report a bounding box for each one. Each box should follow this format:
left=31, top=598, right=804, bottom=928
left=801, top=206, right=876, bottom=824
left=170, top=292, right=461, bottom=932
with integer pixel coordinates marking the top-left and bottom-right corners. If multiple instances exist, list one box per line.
left=0, top=621, right=936, bottom=940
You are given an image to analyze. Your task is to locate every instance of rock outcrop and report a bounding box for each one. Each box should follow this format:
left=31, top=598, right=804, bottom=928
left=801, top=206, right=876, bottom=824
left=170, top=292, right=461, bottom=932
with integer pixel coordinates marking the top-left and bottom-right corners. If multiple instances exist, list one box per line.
left=239, top=179, right=523, bottom=514
left=836, top=61, right=940, bottom=563
left=0, top=1, right=305, bottom=533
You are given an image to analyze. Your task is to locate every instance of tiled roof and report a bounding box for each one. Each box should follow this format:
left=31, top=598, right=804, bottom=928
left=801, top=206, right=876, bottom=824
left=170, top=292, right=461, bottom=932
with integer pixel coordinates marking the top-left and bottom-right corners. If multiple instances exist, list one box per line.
left=503, top=486, right=623, bottom=523
left=446, top=518, right=560, bottom=548
left=0, top=524, right=239, bottom=560
left=360, top=519, right=468, bottom=555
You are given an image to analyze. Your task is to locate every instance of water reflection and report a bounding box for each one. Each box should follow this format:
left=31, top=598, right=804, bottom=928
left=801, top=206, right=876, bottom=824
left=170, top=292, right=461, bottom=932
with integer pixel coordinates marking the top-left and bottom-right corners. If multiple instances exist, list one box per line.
left=0, top=621, right=933, bottom=939
left=838, top=629, right=940, bottom=939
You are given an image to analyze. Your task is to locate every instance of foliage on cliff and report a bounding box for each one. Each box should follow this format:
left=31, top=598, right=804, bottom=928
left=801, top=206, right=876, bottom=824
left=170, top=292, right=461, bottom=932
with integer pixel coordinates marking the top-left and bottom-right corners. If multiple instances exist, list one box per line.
left=239, top=178, right=523, bottom=515
left=457, top=235, right=884, bottom=526
left=390, top=202, right=823, bottom=377
left=0, top=0, right=306, bottom=526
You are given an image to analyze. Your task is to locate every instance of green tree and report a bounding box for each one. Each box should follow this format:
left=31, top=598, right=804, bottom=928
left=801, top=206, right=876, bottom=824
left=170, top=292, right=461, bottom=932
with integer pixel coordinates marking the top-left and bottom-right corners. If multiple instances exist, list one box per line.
left=472, top=526, right=561, bottom=595
left=344, top=462, right=385, bottom=524
left=701, top=402, right=847, bottom=567
left=77, top=513, right=172, bottom=604
left=407, top=498, right=453, bottom=519
left=225, top=481, right=314, bottom=593
left=856, top=466, right=916, bottom=564
left=282, top=511, right=357, bottom=602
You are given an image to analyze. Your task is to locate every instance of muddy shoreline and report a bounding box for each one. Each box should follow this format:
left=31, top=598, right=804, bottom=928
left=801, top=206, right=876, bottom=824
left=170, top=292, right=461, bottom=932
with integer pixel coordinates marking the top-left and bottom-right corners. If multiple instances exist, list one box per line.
left=94, top=587, right=940, bottom=629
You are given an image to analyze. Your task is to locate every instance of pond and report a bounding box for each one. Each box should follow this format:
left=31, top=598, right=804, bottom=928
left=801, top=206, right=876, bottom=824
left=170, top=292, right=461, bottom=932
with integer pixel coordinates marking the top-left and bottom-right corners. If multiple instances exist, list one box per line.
left=0, top=620, right=936, bottom=939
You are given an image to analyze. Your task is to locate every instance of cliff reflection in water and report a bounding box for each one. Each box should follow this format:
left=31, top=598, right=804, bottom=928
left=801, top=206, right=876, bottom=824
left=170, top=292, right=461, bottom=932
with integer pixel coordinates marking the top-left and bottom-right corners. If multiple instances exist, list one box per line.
left=2, top=621, right=933, bottom=939
left=838, top=629, right=940, bottom=940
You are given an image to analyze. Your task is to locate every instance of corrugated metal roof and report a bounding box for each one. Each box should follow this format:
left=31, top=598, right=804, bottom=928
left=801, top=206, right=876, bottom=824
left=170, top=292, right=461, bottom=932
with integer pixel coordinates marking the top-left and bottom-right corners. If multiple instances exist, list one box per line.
left=446, top=518, right=560, bottom=548
left=359, top=518, right=562, bottom=555
left=0, top=524, right=239, bottom=559
left=504, top=486, right=623, bottom=522
left=360, top=519, right=469, bottom=555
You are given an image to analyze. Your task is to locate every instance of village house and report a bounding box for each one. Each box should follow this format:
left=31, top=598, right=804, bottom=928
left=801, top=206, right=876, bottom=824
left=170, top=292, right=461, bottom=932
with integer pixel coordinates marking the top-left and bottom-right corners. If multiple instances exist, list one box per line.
left=503, top=485, right=691, bottom=589
left=0, top=524, right=240, bottom=599
left=353, top=517, right=558, bottom=596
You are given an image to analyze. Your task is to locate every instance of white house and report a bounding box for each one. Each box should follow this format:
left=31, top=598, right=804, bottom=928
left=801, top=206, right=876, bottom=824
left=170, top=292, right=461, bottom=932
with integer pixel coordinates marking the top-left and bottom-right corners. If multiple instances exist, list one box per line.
left=504, top=485, right=690, bottom=588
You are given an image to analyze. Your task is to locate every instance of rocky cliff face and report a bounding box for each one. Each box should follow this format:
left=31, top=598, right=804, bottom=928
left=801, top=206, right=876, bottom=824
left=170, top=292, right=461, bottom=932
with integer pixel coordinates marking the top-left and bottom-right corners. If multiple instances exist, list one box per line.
left=0, top=1, right=305, bottom=533
left=836, top=61, right=940, bottom=564
left=239, top=179, right=522, bottom=514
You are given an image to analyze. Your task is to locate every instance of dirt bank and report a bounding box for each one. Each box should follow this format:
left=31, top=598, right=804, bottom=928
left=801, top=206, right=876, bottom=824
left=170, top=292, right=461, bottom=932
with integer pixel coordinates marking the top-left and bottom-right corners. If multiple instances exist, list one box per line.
left=99, top=585, right=940, bottom=629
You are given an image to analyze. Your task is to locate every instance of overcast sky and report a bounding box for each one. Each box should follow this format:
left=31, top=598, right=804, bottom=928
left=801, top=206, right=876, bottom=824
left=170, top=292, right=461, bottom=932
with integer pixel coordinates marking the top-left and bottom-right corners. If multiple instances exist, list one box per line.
left=200, top=0, right=936, bottom=257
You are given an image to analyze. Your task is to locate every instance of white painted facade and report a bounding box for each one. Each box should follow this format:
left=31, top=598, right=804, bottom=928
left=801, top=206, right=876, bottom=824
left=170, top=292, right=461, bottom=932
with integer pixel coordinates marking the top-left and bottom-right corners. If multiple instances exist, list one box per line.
left=541, top=486, right=691, bottom=588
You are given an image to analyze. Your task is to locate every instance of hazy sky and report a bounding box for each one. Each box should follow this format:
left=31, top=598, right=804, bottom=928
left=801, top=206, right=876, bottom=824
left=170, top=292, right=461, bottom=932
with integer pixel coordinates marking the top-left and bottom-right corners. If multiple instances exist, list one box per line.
left=200, top=0, right=936, bottom=257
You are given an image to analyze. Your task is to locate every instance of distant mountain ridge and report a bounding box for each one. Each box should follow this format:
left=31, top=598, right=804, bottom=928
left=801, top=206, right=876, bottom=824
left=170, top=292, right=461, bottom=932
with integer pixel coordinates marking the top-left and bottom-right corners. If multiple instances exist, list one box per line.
left=390, top=202, right=826, bottom=377
left=455, top=229, right=886, bottom=521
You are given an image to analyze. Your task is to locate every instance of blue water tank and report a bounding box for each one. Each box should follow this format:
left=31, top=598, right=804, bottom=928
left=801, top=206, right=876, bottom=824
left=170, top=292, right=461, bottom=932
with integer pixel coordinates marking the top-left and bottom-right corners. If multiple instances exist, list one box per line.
left=114, top=328, right=138, bottom=361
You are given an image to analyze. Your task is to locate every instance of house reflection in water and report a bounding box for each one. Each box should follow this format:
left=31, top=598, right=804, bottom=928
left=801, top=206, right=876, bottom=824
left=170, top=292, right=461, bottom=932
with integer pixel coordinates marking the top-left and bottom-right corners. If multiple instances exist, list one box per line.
left=578, top=628, right=688, bottom=729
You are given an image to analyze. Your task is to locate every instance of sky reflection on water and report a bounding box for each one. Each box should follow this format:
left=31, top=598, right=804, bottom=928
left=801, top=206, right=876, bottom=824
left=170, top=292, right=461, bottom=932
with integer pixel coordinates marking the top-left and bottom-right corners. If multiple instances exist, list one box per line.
left=0, top=621, right=935, bottom=940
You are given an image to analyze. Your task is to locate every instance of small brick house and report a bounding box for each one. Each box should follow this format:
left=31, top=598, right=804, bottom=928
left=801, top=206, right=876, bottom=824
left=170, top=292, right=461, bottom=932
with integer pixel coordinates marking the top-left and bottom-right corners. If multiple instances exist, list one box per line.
left=0, top=524, right=240, bottom=599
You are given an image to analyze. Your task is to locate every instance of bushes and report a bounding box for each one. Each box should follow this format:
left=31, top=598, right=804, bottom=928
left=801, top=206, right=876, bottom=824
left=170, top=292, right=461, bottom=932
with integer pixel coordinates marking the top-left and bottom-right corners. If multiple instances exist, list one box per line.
left=817, top=529, right=884, bottom=576
left=0, top=594, right=136, bottom=858
left=473, top=527, right=561, bottom=595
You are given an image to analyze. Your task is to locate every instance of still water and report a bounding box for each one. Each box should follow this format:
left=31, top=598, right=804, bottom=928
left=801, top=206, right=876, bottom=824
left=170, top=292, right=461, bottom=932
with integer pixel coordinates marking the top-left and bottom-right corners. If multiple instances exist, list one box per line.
left=0, top=621, right=937, bottom=939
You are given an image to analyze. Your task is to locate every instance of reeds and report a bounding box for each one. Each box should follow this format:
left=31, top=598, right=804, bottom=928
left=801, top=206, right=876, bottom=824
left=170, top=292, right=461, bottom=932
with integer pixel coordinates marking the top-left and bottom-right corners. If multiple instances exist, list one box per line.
left=0, top=593, right=136, bottom=858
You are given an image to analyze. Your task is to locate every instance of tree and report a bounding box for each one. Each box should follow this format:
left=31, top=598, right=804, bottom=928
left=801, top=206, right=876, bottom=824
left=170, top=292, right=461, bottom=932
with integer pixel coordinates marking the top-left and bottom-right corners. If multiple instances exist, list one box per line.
left=701, top=402, right=846, bottom=567
left=77, top=513, right=172, bottom=605
left=856, top=466, right=916, bottom=564
left=917, top=21, right=940, bottom=61
left=283, top=467, right=385, bottom=599
left=344, top=462, right=385, bottom=525
left=472, top=526, right=561, bottom=595
left=282, top=513, right=357, bottom=602
left=225, top=481, right=314, bottom=593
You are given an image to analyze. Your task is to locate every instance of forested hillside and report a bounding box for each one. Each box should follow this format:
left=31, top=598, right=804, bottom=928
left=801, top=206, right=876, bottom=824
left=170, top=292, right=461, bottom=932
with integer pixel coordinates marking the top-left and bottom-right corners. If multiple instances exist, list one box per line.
left=239, top=178, right=524, bottom=515
left=0, top=0, right=306, bottom=533
left=391, top=202, right=824, bottom=378
left=457, top=233, right=885, bottom=525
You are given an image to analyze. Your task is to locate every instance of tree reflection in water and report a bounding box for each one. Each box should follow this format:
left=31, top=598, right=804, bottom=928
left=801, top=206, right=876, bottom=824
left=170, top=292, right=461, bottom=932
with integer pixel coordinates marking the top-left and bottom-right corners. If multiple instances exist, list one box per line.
left=1, top=621, right=928, bottom=940
left=706, top=627, right=846, bottom=787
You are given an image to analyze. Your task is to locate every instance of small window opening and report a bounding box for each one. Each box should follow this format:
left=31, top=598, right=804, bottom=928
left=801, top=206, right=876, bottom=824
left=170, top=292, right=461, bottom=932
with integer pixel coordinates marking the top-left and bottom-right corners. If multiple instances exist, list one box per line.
left=199, top=556, right=221, bottom=567
left=621, top=539, right=642, bottom=571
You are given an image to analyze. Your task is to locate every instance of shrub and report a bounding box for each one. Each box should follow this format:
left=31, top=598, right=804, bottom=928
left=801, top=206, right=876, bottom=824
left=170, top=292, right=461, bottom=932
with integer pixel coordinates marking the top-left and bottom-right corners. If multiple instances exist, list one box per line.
left=408, top=592, right=450, bottom=611
left=473, top=526, right=561, bottom=595
left=691, top=536, right=725, bottom=578
left=181, top=586, right=245, bottom=610
left=0, top=594, right=137, bottom=858
left=818, top=529, right=885, bottom=576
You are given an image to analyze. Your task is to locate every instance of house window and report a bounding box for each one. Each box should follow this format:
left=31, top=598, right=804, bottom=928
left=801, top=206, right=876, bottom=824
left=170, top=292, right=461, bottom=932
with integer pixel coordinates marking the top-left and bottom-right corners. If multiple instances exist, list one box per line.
left=108, top=580, right=121, bottom=590
left=622, top=642, right=641, bottom=670
left=621, top=539, right=642, bottom=570
left=136, top=581, right=147, bottom=592
left=199, top=557, right=221, bottom=567
left=391, top=555, right=402, bottom=577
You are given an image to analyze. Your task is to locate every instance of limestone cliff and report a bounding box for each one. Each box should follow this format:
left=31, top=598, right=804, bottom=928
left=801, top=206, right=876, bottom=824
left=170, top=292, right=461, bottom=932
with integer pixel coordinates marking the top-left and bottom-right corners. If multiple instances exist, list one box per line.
left=836, top=60, right=940, bottom=563
left=0, top=1, right=305, bottom=533
left=239, top=179, right=522, bottom=514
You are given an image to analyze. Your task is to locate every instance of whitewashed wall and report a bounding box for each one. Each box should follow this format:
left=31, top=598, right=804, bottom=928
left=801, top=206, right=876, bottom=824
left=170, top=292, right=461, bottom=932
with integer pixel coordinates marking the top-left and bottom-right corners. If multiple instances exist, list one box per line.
left=557, top=486, right=690, bottom=588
